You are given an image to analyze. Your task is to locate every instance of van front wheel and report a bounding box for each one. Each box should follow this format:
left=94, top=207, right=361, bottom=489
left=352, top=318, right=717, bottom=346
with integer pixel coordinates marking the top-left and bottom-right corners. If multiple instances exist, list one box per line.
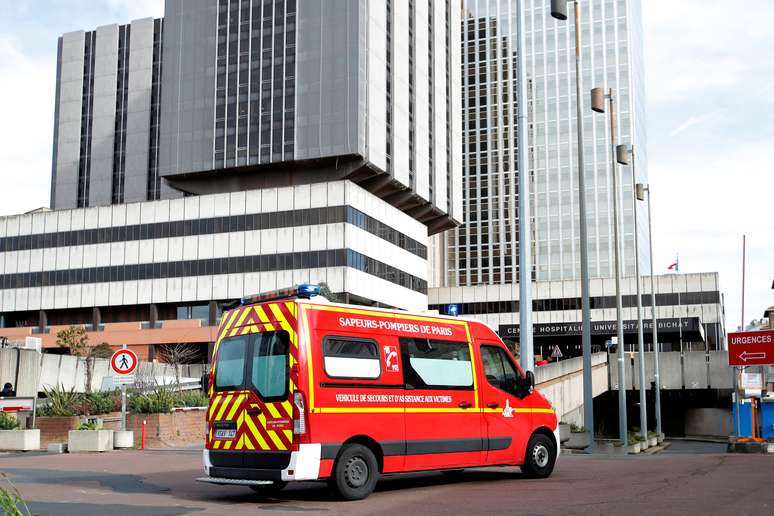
left=521, top=434, right=556, bottom=478
left=329, top=444, right=379, bottom=500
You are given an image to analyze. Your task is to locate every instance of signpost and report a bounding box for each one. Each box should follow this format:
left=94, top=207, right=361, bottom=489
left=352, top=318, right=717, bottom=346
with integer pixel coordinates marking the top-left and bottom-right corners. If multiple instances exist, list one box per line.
left=728, top=330, right=774, bottom=439
left=110, top=347, right=138, bottom=432
left=728, top=330, right=774, bottom=366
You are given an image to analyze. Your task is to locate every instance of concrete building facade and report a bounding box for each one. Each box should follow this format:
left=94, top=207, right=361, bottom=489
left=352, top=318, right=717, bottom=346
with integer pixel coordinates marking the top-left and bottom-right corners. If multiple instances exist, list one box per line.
left=430, top=272, right=726, bottom=357
left=50, top=0, right=463, bottom=233
left=435, top=0, right=648, bottom=289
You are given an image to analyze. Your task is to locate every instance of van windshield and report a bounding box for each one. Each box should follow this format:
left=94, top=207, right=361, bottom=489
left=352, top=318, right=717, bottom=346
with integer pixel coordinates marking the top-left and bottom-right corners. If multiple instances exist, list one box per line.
left=215, top=331, right=289, bottom=400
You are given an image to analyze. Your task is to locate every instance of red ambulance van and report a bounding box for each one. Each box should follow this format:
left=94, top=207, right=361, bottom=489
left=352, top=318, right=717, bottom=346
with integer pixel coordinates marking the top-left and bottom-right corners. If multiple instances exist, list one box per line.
left=200, top=285, right=558, bottom=500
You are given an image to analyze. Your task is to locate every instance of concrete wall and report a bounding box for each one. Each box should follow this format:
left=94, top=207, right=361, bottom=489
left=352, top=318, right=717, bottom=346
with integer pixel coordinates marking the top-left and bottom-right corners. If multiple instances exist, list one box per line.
left=535, top=352, right=608, bottom=427
left=0, top=348, right=41, bottom=397
left=0, top=349, right=207, bottom=395
left=615, top=351, right=732, bottom=390
left=685, top=408, right=733, bottom=438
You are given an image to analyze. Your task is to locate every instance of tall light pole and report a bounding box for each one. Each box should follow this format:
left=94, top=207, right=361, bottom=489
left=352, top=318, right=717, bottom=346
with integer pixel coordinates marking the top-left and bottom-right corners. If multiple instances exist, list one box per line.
left=516, top=0, right=534, bottom=373
left=617, top=144, right=647, bottom=445
left=637, top=181, right=663, bottom=439
left=551, top=0, right=594, bottom=449
left=591, top=87, right=627, bottom=447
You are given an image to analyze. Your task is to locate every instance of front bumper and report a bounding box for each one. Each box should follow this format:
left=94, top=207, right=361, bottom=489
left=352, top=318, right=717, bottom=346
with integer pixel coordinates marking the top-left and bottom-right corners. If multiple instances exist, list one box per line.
left=203, top=444, right=321, bottom=482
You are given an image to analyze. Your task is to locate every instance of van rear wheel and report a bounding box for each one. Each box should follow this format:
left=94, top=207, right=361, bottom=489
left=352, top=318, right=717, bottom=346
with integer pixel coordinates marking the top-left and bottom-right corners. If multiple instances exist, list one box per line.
left=521, top=434, right=556, bottom=478
left=329, top=444, right=379, bottom=500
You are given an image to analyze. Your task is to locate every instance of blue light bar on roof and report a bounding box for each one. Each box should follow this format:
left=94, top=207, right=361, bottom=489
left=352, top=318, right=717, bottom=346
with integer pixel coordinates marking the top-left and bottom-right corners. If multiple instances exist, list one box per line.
left=240, top=284, right=321, bottom=305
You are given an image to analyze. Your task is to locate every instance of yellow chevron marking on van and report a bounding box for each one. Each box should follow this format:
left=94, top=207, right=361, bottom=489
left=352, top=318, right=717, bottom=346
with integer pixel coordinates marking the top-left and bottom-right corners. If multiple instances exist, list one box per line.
left=230, top=307, right=253, bottom=336
left=257, top=412, right=287, bottom=449
left=244, top=415, right=270, bottom=450
left=225, top=394, right=244, bottom=421
left=265, top=403, right=282, bottom=419
left=215, top=394, right=233, bottom=421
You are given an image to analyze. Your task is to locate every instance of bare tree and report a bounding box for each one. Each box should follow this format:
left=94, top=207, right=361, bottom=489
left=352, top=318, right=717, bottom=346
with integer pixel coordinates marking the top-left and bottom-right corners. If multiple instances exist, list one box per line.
left=157, top=344, right=201, bottom=391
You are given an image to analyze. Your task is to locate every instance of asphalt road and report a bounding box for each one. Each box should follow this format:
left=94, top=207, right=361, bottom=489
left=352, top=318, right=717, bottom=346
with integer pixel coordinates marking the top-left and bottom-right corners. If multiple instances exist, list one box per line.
left=1, top=443, right=772, bottom=515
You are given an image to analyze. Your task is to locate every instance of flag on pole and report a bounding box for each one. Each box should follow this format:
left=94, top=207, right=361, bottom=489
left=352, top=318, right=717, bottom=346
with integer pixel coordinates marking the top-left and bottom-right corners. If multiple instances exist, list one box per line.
left=667, top=255, right=679, bottom=272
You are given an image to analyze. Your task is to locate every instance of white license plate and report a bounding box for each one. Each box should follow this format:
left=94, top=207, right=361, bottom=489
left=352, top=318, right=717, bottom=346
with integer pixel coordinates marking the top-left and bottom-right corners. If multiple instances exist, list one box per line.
left=215, top=429, right=236, bottom=439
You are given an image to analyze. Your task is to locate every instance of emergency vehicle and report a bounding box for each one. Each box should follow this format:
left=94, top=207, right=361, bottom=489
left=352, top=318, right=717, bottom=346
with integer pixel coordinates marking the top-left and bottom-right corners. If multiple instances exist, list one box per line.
left=199, top=285, right=559, bottom=500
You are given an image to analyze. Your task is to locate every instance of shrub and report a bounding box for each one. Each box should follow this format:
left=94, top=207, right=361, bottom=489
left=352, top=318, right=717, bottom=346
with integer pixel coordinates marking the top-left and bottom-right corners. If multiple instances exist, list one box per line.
left=0, top=412, right=20, bottom=431
left=76, top=420, right=102, bottom=431
left=38, top=384, right=80, bottom=417
left=85, top=392, right=118, bottom=415
left=176, top=390, right=208, bottom=408
left=0, top=473, right=33, bottom=516
left=129, top=387, right=176, bottom=414
left=570, top=424, right=587, bottom=433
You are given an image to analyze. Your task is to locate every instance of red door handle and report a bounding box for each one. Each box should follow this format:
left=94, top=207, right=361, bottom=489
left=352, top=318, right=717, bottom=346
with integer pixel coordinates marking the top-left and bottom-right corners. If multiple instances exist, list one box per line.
left=458, top=402, right=473, bottom=409
left=487, top=403, right=499, bottom=409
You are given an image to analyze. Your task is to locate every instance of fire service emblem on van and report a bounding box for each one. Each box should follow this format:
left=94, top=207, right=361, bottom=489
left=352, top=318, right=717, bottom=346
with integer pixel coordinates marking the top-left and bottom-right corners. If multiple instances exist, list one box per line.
left=502, top=399, right=515, bottom=418
left=384, top=345, right=399, bottom=372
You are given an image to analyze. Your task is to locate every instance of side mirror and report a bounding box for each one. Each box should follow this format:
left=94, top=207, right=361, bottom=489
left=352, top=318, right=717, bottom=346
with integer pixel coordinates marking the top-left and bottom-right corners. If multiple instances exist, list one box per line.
left=516, top=370, right=535, bottom=399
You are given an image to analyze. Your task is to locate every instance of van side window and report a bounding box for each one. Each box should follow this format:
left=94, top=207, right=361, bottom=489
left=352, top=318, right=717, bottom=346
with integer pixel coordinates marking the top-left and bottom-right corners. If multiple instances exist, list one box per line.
left=399, top=338, right=473, bottom=390
left=323, top=337, right=381, bottom=379
left=480, top=345, right=520, bottom=394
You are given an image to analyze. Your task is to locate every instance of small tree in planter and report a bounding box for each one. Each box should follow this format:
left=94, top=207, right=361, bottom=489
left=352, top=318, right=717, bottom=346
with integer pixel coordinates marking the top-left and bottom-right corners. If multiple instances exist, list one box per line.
left=0, top=412, right=40, bottom=452
left=627, top=432, right=642, bottom=454
left=68, top=420, right=113, bottom=452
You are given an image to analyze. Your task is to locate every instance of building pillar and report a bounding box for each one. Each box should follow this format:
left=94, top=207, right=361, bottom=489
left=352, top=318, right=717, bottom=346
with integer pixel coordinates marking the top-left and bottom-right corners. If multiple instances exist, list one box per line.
left=36, top=310, right=48, bottom=333
left=149, top=303, right=159, bottom=329
left=207, top=301, right=218, bottom=327
left=92, top=306, right=102, bottom=331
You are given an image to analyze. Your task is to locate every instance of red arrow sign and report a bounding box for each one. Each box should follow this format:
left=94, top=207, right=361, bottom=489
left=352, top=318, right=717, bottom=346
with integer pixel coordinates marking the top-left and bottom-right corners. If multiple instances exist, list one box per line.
left=728, top=330, right=774, bottom=366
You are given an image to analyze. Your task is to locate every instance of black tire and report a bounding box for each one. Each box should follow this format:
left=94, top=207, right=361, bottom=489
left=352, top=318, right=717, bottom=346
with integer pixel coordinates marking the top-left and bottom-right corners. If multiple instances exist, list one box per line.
left=328, top=444, right=380, bottom=501
left=249, top=481, right=287, bottom=495
left=521, top=434, right=556, bottom=478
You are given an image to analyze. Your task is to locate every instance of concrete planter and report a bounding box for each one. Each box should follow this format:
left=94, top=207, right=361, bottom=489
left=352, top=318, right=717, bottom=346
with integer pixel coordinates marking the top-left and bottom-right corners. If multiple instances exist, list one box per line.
left=0, top=429, right=40, bottom=451
left=627, top=442, right=641, bottom=454
left=657, top=433, right=665, bottom=444
left=648, top=437, right=658, bottom=447
left=565, top=431, right=592, bottom=449
left=640, top=439, right=649, bottom=451
left=68, top=429, right=114, bottom=452
left=559, top=424, right=571, bottom=444
left=114, top=430, right=134, bottom=449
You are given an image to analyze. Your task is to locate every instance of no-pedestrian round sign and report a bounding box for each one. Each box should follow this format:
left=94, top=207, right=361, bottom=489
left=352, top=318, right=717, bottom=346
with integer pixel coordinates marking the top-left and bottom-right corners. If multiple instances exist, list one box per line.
left=111, top=349, right=138, bottom=376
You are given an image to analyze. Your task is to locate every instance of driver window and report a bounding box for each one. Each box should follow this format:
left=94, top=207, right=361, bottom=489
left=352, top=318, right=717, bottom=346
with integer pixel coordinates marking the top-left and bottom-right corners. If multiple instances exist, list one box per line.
left=481, top=345, right=519, bottom=394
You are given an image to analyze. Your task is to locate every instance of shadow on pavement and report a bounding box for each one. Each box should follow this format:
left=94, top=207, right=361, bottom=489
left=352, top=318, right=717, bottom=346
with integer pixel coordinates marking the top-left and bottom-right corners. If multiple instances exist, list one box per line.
left=167, top=468, right=529, bottom=505
left=26, top=501, right=201, bottom=516
left=3, top=468, right=170, bottom=494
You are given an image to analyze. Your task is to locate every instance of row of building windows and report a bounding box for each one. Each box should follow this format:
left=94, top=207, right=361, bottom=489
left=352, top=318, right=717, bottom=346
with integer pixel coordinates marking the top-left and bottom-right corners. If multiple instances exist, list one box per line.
left=213, top=0, right=296, bottom=166
left=76, top=31, right=96, bottom=208
left=0, top=248, right=427, bottom=294
left=0, top=206, right=427, bottom=259
left=429, top=290, right=722, bottom=316
left=147, top=18, right=164, bottom=201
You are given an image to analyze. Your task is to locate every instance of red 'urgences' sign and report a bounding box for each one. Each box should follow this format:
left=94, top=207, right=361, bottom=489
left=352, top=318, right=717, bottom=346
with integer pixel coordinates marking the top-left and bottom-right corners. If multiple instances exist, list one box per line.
left=727, top=330, right=774, bottom=366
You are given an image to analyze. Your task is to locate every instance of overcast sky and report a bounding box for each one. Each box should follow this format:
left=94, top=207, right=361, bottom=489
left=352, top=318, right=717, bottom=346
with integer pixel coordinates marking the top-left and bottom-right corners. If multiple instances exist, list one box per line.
left=0, top=1, right=771, bottom=331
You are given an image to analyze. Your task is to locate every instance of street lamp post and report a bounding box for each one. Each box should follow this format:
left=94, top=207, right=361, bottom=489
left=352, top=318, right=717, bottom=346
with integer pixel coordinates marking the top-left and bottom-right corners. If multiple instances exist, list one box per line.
left=516, top=0, right=534, bottom=373
left=617, top=144, right=647, bottom=445
left=591, top=87, right=627, bottom=447
left=636, top=181, right=663, bottom=439
left=551, top=0, right=594, bottom=449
